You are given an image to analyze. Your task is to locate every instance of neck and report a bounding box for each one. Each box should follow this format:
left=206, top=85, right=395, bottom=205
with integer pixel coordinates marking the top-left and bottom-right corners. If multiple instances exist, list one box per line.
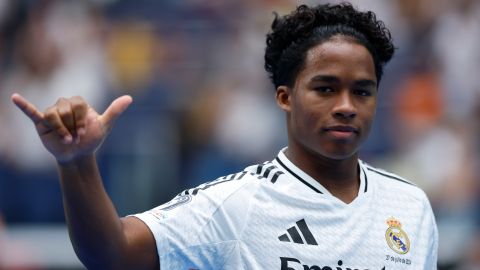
left=285, top=146, right=360, bottom=204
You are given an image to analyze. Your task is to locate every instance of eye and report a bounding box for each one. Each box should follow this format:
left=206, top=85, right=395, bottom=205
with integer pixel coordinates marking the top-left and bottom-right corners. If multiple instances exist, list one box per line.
left=353, top=89, right=372, bottom=97
left=314, top=86, right=335, bottom=93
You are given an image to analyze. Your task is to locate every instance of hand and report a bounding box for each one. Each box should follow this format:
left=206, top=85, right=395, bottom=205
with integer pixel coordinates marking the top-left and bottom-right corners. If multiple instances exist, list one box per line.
left=11, top=94, right=132, bottom=163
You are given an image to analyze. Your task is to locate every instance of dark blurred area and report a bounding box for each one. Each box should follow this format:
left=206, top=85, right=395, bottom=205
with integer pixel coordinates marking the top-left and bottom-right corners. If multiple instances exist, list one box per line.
left=0, top=0, right=479, bottom=269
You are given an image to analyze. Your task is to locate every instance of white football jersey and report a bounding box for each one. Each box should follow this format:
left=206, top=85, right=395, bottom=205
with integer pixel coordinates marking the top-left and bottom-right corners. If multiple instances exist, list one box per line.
left=134, top=148, right=438, bottom=269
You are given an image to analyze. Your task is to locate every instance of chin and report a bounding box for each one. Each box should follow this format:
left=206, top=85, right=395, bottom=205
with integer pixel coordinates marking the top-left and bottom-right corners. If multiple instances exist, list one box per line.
left=317, top=147, right=358, bottom=161
left=298, top=138, right=360, bottom=161
left=320, top=153, right=355, bottom=161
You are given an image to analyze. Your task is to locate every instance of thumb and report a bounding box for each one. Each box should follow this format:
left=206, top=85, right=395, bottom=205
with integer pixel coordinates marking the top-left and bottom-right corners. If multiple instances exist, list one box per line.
left=99, top=95, right=133, bottom=128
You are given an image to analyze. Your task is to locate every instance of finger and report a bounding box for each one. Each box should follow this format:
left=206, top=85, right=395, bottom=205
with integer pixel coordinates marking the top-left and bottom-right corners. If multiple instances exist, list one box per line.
left=11, top=93, right=44, bottom=124
left=44, top=106, right=73, bottom=144
left=56, top=98, right=76, bottom=138
left=70, top=96, right=89, bottom=136
left=99, top=95, right=133, bottom=128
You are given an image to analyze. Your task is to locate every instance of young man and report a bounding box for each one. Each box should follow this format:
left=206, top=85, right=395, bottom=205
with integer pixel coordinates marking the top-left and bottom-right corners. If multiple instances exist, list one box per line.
left=12, top=3, right=437, bottom=269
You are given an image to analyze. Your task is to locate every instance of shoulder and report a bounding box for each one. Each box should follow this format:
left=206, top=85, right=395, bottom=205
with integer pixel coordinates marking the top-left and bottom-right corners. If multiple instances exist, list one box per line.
left=159, top=161, right=280, bottom=215
left=180, top=166, right=271, bottom=199
left=361, top=161, right=430, bottom=203
left=133, top=163, right=278, bottom=241
left=180, top=171, right=255, bottom=198
left=180, top=159, right=285, bottom=199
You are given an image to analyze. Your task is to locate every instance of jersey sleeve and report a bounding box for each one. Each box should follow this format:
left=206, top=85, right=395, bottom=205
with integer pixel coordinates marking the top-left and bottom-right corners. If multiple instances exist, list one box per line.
left=132, top=175, right=255, bottom=261
left=423, top=198, right=439, bottom=269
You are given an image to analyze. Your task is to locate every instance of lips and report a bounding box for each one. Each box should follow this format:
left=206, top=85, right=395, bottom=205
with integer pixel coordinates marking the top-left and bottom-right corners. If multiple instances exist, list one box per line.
left=324, top=125, right=359, bottom=133
left=323, top=125, right=359, bottom=139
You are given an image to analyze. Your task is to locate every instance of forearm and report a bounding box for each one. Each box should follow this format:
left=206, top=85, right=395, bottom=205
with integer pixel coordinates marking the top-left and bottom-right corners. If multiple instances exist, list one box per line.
left=58, top=155, right=127, bottom=269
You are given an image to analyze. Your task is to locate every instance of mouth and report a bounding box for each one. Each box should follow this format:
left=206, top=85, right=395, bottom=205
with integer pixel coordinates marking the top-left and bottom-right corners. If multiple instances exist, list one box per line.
left=323, top=125, right=359, bottom=139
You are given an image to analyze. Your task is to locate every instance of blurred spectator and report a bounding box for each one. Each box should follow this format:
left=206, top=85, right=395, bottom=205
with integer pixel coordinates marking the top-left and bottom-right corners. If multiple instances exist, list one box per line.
left=0, top=0, right=108, bottom=222
left=0, top=214, right=39, bottom=270
left=432, top=0, right=480, bottom=121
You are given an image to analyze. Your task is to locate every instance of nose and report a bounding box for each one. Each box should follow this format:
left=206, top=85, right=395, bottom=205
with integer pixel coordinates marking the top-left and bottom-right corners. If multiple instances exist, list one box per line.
left=331, top=90, right=357, bottom=119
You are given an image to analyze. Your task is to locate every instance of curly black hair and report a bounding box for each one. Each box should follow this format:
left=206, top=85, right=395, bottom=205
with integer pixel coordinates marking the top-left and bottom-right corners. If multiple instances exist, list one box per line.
left=264, top=3, right=395, bottom=89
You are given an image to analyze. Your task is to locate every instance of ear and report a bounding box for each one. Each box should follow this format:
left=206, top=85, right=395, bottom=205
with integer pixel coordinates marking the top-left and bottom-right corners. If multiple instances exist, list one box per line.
left=275, top=85, right=292, bottom=112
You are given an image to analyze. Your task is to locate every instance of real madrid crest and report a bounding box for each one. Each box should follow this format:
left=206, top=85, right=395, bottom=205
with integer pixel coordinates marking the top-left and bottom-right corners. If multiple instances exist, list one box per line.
left=385, top=217, right=410, bottom=254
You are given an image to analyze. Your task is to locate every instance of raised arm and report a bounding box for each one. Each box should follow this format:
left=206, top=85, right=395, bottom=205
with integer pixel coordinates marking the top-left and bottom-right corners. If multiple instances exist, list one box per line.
left=11, top=94, right=159, bottom=270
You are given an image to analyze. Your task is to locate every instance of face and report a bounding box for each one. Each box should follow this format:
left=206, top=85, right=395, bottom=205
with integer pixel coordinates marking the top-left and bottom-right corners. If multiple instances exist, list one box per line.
left=276, top=36, right=377, bottom=160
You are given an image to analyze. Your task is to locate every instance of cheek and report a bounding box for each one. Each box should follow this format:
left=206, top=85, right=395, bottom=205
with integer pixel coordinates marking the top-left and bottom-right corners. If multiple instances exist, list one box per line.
left=361, top=101, right=377, bottom=130
left=292, top=100, right=321, bottom=129
left=291, top=106, right=307, bottom=129
left=369, top=99, right=378, bottom=118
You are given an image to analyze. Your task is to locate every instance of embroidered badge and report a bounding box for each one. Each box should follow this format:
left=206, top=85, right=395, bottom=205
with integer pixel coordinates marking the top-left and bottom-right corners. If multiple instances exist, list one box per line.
left=385, top=217, right=410, bottom=254
left=158, top=194, right=192, bottom=211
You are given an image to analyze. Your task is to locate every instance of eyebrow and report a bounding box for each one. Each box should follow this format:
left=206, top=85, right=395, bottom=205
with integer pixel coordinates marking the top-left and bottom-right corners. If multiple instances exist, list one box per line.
left=310, top=75, right=339, bottom=83
left=354, top=79, right=377, bottom=88
left=310, top=75, right=377, bottom=87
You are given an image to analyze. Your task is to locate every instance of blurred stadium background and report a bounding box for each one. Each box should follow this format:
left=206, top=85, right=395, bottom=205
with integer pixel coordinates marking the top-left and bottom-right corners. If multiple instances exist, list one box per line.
left=0, top=0, right=479, bottom=269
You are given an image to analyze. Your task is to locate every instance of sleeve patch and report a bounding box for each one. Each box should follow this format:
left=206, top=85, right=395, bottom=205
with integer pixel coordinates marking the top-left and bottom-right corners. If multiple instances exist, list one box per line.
left=155, top=194, right=192, bottom=211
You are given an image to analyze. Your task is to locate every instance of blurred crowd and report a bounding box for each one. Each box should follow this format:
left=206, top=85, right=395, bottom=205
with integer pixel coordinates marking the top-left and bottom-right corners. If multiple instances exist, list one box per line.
left=0, top=0, right=479, bottom=268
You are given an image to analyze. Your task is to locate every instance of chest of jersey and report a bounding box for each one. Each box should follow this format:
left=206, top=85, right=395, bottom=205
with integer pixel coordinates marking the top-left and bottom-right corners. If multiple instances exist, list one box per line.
left=232, top=184, right=430, bottom=269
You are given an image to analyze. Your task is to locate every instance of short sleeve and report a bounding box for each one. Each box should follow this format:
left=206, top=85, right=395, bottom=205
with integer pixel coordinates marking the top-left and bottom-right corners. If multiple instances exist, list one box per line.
left=132, top=176, right=254, bottom=261
left=424, top=198, right=439, bottom=269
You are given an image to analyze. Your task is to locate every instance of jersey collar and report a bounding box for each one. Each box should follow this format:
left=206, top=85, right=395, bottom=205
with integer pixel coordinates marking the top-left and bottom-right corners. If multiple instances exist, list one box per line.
left=273, top=148, right=368, bottom=197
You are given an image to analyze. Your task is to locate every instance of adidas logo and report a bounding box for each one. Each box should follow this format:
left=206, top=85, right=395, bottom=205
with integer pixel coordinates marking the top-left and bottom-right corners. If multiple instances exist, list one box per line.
left=278, top=219, right=318, bottom=245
